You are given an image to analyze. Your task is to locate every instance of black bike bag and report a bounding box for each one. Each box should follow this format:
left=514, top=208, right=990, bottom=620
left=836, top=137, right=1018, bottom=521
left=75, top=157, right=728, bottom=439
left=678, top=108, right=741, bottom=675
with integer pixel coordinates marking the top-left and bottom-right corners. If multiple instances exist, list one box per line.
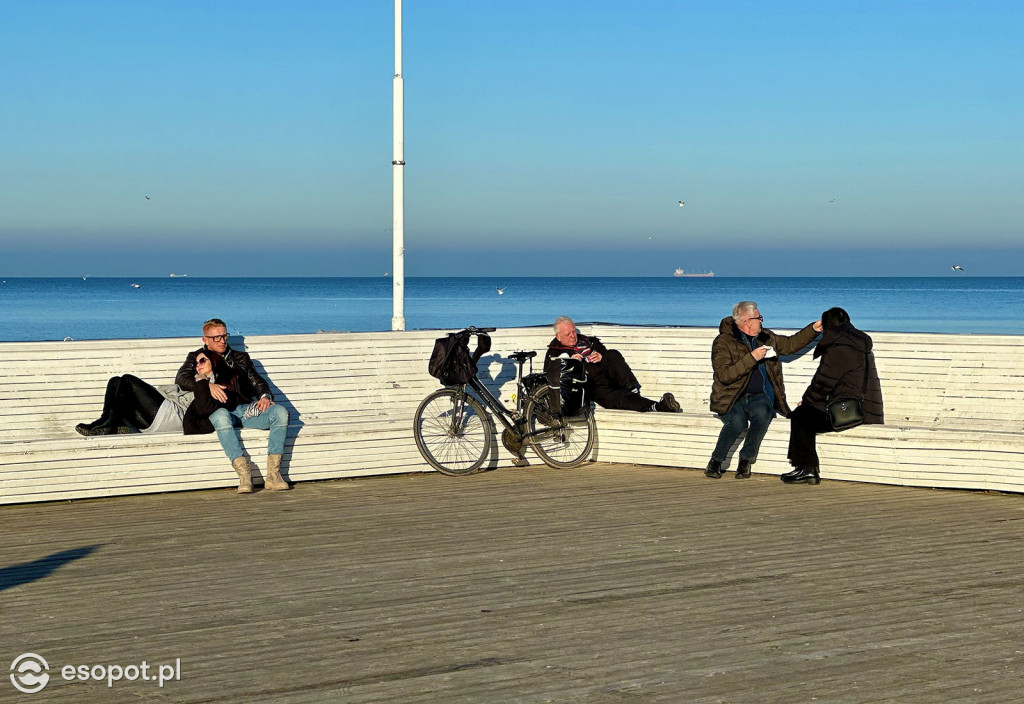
left=428, top=332, right=491, bottom=385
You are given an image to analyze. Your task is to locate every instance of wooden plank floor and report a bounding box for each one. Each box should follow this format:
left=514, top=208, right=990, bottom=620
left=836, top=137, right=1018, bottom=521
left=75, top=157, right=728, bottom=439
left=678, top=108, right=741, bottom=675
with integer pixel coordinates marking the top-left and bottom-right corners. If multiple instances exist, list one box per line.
left=4, top=464, right=1023, bottom=703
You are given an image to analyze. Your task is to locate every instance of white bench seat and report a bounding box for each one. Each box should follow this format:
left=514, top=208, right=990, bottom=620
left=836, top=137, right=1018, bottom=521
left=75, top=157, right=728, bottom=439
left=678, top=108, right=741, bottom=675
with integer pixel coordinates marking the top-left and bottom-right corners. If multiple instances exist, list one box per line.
left=1, top=325, right=1022, bottom=505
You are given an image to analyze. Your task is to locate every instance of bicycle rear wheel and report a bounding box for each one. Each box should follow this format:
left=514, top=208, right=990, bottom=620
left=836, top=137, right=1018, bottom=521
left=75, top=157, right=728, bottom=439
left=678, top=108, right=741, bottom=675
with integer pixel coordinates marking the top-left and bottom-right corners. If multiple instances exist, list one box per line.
left=413, top=389, right=494, bottom=476
left=524, top=388, right=597, bottom=469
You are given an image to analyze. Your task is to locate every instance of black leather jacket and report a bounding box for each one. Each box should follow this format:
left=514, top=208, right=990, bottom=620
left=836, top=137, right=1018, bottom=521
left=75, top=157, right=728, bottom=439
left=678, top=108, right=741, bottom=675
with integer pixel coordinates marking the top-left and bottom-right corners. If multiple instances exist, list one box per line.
left=175, top=346, right=272, bottom=404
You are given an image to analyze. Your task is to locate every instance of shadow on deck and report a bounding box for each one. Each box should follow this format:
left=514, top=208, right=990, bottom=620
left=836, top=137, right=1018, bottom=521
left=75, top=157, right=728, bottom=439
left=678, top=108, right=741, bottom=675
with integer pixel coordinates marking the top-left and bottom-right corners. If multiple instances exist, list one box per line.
left=4, top=464, right=1023, bottom=703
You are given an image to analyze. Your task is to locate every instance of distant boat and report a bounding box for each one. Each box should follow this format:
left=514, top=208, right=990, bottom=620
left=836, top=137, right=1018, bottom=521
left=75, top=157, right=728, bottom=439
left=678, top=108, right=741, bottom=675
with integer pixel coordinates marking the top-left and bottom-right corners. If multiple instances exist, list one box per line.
left=169, top=273, right=188, bottom=277
left=674, top=268, right=714, bottom=278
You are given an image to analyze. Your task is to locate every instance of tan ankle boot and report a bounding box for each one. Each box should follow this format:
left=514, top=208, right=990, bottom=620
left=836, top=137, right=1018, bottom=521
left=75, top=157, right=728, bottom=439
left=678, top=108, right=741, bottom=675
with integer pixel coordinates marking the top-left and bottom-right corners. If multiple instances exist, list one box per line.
left=232, top=456, right=254, bottom=494
left=264, top=453, right=291, bottom=491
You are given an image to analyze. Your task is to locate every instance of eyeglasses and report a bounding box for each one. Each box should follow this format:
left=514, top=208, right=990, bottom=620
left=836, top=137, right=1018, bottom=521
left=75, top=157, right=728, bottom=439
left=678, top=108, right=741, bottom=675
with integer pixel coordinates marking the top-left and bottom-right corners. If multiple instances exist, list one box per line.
left=205, top=334, right=229, bottom=342
left=196, top=357, right=210, bottom=365
left=745, top=315, right=764, bottom=322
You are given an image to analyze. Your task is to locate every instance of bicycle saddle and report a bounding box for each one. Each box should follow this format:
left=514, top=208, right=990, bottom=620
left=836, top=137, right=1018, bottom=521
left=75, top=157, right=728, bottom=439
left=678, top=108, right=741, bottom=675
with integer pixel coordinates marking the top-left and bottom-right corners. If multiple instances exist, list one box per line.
left=507, top=350, right=537, bottom=363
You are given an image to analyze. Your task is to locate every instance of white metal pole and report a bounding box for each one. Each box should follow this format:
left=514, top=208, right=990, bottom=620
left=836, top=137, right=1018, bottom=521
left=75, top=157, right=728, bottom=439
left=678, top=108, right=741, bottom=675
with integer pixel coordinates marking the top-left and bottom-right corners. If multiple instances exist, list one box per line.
left=391, top=0, right=406, bottom=331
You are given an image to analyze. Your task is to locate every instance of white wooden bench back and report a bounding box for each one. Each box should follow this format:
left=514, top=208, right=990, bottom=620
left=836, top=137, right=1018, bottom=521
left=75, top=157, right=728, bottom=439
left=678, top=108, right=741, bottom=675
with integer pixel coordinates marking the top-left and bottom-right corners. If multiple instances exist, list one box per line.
left=591, top=325, right=1024, bottom=433
left=1, top=325, right=1021, bottom=504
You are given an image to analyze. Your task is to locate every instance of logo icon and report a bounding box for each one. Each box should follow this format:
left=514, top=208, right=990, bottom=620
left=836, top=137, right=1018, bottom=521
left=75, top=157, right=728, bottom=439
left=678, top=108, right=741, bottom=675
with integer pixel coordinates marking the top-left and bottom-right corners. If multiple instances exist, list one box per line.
left=10, top=654, right=50, bottom=694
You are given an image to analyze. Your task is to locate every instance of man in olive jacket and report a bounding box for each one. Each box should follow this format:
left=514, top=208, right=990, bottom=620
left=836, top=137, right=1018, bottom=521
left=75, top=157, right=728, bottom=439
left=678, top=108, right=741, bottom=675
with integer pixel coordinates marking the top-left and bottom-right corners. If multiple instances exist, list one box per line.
left=705, top=302, right=821, bottom=479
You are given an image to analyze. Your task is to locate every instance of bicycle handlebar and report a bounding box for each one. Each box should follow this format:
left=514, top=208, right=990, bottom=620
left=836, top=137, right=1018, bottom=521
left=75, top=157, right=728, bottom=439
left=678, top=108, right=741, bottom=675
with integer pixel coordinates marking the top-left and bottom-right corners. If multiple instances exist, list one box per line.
left=461, top=326, right=496, bottom=335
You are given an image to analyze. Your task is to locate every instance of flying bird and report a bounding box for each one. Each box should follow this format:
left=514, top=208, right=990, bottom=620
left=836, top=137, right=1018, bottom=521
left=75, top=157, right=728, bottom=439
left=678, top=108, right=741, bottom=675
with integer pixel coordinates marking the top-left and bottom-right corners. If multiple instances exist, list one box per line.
left=678, top=201, right=685, bottom=207
left=951, top=265, right=965, bottom=272
left=145, top=195, right=151, bottom=200
left=496, top=287, right=505, bottom=295
left=828, top=198, right=837, bottom=203
left=131, top=283, right=141, bottom=289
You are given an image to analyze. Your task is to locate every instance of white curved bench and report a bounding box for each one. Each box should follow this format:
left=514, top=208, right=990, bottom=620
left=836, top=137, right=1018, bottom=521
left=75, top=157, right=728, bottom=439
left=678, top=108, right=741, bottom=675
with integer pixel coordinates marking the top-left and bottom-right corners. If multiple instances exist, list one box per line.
left=0, top=325, right=1021, bottom=504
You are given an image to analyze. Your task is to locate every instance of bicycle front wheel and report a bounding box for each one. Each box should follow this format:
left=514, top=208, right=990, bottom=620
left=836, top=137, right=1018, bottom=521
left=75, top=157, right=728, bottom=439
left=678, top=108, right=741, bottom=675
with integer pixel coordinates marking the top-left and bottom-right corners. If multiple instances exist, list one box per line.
left=524, top=388, right=597, bottom=469
left=413, top=389, right=494, bottom=476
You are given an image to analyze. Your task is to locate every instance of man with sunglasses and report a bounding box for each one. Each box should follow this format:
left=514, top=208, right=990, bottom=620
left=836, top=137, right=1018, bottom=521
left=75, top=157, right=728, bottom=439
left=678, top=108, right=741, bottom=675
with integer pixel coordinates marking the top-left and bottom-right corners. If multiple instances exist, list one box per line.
left=705, top=302, right=822, bottom=479
left=176, top=318, right=291, bottom=493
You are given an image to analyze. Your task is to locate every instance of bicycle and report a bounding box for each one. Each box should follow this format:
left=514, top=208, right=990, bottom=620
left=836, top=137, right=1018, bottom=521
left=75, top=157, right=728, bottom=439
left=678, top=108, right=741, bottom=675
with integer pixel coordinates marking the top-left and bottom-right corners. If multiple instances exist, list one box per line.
left=413, top=326, right=597, bottom=475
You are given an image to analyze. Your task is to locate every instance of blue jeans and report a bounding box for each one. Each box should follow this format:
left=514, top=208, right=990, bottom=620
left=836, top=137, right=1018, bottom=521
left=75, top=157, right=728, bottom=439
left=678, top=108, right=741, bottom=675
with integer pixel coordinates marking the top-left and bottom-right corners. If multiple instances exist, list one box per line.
left=209, top=404, right=289, bottom=461
left=712, top=394, right=775, bottom=463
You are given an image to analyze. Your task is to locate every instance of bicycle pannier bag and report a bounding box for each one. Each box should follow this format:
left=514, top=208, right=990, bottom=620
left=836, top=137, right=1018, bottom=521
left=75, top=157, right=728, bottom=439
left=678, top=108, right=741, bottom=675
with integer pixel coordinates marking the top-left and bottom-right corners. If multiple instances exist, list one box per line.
left=428, top=332, right=491, bottom=386
left=825, top=397, right=864, bottom=431
left=428, top=334, right=475, bottom=385
left=558, top=357, right=588, bottom=415
left=521, top=372, right=548, bottom=399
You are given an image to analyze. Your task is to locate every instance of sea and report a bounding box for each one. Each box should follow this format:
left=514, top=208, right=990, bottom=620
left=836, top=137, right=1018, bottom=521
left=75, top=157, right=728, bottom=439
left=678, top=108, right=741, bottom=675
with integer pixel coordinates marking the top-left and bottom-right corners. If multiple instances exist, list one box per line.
left=1, top=277, right=1021, bottom=343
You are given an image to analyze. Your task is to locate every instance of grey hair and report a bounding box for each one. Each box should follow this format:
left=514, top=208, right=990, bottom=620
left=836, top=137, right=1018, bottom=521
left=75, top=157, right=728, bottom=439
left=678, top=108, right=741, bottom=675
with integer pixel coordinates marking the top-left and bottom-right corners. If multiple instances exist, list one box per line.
left=732, top=301, right=758, bottom=318
left=553, top=315, right=575, bottom=332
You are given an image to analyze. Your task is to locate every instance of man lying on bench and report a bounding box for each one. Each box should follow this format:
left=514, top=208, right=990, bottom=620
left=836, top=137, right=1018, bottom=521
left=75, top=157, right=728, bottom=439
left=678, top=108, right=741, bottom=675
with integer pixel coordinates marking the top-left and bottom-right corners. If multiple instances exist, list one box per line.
left=545, top=316, right=680, bottom=414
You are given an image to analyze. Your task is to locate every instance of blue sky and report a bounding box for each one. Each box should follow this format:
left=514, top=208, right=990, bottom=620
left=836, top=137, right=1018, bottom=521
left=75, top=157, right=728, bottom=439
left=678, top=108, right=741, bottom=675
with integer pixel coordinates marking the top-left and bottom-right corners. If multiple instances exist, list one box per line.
left=1, top=1, right=1022, bottom=276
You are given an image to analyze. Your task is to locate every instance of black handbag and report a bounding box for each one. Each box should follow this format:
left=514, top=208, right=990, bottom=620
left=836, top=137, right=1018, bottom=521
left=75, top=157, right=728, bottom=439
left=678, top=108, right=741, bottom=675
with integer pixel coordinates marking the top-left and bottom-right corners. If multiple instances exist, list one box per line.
left=825, top=396, right=864, bottom=431
left=824, top=353, right=869, bottom=432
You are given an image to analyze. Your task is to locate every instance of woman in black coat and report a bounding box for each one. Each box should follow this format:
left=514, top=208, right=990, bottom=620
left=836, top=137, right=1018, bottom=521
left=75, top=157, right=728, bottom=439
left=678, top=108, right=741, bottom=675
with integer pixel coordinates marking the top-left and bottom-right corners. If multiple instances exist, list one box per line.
left=75, top=352, right=241, bottom=436
left=782, top=307, right=884, bottom=485
left=182, top=351, right=242, bottom=435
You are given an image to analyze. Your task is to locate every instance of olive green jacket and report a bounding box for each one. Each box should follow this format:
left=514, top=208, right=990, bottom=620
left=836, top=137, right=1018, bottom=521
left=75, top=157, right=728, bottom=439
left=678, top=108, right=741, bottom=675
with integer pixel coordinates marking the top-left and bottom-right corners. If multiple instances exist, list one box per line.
left=709, top=317, right=819, bottom=416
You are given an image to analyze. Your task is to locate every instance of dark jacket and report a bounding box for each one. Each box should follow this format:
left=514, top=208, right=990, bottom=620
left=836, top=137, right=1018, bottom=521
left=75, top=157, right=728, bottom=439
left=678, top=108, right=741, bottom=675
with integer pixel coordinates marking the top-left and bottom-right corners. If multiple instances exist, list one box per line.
left=176, top=345, right=272, bottom=404
left=544, top=333, right=609, bottom=388
left=801, top=322, right=884, bottom=424
left=183, top=377, right=241, bottom=435
left=710, top=317, right=819, bottom=416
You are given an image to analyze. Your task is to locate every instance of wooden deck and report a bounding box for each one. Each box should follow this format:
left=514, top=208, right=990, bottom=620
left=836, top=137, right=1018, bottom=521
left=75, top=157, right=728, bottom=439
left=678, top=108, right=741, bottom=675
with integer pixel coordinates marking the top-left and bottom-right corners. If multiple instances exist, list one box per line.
left=4, top=464, right=1023, bottom=703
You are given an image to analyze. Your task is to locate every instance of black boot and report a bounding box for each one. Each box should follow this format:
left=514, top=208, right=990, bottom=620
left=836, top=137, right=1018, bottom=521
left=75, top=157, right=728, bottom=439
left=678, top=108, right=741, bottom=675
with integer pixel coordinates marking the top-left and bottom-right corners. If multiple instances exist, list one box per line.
left=781, top=464, right=820, bottom=485
left=735, top=457, right=752, bottom=479
left=704, top=458, right=724, bottom=478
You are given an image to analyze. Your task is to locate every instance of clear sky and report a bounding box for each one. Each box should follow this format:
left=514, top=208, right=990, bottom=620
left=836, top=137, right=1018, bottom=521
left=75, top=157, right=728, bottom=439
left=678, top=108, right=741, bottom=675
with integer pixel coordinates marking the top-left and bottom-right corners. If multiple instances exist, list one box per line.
left=2, top=1, right=1022, bottom=276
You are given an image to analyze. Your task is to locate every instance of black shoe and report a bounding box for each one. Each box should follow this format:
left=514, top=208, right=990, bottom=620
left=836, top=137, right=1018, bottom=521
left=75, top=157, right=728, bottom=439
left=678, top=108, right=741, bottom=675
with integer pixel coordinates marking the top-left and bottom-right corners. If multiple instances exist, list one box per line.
left=735, top=458, right=752, bottom=479
left=75, top=423, right=115, bottom=436
left=704, top=458, right=724, bottom=478
left=655, top=392, right=680, bottom=413
left=781, top=464, right=820, bottom=485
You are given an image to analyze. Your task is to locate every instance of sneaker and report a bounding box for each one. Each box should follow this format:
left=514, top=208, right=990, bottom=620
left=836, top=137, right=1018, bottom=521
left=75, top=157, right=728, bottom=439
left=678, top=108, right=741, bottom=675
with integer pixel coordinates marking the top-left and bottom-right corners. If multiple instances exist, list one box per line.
left=75, top=423, right=115, bottom=436
left=654, top=392, right=680, bottom=413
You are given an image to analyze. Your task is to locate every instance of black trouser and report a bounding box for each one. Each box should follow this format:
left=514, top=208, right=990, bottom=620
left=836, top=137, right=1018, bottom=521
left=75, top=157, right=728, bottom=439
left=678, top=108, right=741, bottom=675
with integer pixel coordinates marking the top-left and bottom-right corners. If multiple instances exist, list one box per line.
left=787, top=405, right=833, bottom=467
left=89, top=374, right=164, bottom=430
left=588, top=349, right=655, bottom=412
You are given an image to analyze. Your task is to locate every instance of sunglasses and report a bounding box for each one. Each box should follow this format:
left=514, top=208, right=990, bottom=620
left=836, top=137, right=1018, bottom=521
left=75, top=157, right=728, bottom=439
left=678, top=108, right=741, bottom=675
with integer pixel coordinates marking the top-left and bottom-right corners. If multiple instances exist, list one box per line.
left=206, top=334, right=229, bottom=342
left=196, top=356, right=210, bottom=365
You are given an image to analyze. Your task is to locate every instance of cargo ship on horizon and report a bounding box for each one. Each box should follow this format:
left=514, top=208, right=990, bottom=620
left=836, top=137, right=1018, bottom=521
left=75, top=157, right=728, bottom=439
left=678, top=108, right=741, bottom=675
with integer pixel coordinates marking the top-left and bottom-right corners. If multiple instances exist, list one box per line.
left=673, top=268, right=714, bottom=278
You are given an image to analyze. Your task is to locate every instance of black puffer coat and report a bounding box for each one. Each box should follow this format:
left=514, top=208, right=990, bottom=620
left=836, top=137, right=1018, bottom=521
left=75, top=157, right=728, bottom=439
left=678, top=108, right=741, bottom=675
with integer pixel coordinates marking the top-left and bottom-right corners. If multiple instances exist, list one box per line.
left=710, top=317, right=819, bottom=416
left=801, top=322, right=884, bottom=424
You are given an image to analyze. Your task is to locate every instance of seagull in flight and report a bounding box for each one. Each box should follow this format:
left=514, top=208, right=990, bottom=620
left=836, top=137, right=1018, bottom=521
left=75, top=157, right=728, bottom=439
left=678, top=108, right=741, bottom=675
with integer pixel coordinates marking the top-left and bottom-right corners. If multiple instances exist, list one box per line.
left=678, top=201, right=685, bottom=207
left=951, top=265, right=965, bottom=272
left=828, top=198, right=837, bottom=203
left=131, top=283, right=141, bottom=289
left=496, top=286, right=505, bottom=295
left=145, top=195, right=151, bottom=200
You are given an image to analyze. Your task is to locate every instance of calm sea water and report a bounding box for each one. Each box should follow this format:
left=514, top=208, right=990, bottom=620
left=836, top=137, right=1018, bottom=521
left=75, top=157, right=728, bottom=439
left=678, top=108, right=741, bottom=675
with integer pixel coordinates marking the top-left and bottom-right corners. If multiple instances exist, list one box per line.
left=1, top=277, right=1021, bottom=342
